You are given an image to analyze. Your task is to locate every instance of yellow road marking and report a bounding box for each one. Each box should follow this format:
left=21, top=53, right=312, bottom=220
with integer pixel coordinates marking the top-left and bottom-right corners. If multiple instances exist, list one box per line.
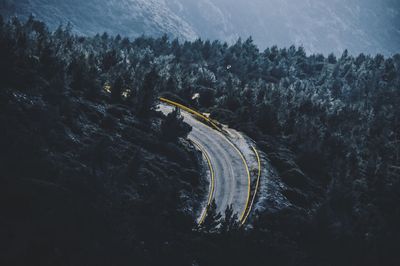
left=159, top=97, right=251, bottom=225
left=191, top=139, right=215, bottom=225
left=241, top=146, right=262, bottom=224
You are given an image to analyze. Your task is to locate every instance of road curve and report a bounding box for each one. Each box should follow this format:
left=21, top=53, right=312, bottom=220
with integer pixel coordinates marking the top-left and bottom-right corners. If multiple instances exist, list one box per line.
left=158, top=104, right=249, bottom=222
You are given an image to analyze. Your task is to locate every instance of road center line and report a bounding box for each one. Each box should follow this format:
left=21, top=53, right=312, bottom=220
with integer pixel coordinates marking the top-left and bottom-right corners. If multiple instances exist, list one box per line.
left=159, top=98, right=252, bottom=224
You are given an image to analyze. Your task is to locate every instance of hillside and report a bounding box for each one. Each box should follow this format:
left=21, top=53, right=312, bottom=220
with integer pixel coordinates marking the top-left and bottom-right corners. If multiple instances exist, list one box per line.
left=0, top=16, right=204, bottom=265
left=0, top=16, right=400, bottom=265
left=1, top=0, right=399, bottom=55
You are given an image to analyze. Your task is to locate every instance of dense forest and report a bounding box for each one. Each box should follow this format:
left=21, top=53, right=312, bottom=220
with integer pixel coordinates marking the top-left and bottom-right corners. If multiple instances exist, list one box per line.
left=1, top=16, right=400, bottom=265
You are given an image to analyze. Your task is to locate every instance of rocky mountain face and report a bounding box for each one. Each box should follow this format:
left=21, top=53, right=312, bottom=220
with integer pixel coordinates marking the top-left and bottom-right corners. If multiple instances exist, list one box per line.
left=165, top=0, right=400, bottom=56
left=1, top=0, right=399, bottom=55
left=0, top=0, right=197, bottom=39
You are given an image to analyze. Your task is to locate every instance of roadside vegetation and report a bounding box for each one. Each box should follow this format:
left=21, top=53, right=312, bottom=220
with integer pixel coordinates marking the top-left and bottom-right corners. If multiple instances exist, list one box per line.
left=1, top=16, right=399, bottom=265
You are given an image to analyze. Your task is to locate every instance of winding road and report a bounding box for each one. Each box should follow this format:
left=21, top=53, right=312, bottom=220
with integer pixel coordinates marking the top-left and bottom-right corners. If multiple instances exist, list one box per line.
left=158, top=99, right=255, bottom=225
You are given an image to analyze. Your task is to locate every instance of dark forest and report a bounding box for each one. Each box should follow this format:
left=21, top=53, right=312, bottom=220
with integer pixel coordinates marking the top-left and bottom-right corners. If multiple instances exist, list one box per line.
left=1, top=16, right=399, bottom=266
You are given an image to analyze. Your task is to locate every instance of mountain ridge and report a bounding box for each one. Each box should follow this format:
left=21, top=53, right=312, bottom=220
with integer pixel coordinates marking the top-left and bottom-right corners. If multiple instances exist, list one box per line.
left=1, top=0, right=399, bottom=55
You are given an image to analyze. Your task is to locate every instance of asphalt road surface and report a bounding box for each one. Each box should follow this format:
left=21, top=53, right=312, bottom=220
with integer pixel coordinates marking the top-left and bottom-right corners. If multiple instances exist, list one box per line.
left=158, top=104, right=249, bottom=220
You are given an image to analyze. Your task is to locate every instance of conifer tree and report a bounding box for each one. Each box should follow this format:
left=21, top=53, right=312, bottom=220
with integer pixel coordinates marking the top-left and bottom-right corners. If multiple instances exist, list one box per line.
left=220, top=204, right=239, bottom=233
left=199, top=199, right=222, bottom=233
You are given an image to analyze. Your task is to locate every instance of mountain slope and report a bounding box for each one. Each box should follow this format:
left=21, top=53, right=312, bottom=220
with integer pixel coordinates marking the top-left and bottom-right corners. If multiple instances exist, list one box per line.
left=1, top=0, right=197, bottom=40
left=167, top=0, right=400, bottom=56
left=1, top=0, right=399, bottom=55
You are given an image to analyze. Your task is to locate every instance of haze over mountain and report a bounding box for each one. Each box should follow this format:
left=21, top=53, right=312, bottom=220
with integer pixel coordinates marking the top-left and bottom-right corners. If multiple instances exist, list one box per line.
left=1, top=0, right=399, bottom=55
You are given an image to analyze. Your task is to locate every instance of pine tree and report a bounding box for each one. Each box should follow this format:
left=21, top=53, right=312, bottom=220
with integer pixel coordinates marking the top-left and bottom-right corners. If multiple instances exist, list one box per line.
left=199, top=199, right=222, bottom=233
left=160, top=107, right=191, bottom=142
left=101, top=49, right=118, bottom=71
left=220, top=204, right=239, bottom=233
left=328, top=53, right=337, bottom=64
left=136, top=68, right=159, bottom=117
left=111, top=76, right=123, bottom=102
